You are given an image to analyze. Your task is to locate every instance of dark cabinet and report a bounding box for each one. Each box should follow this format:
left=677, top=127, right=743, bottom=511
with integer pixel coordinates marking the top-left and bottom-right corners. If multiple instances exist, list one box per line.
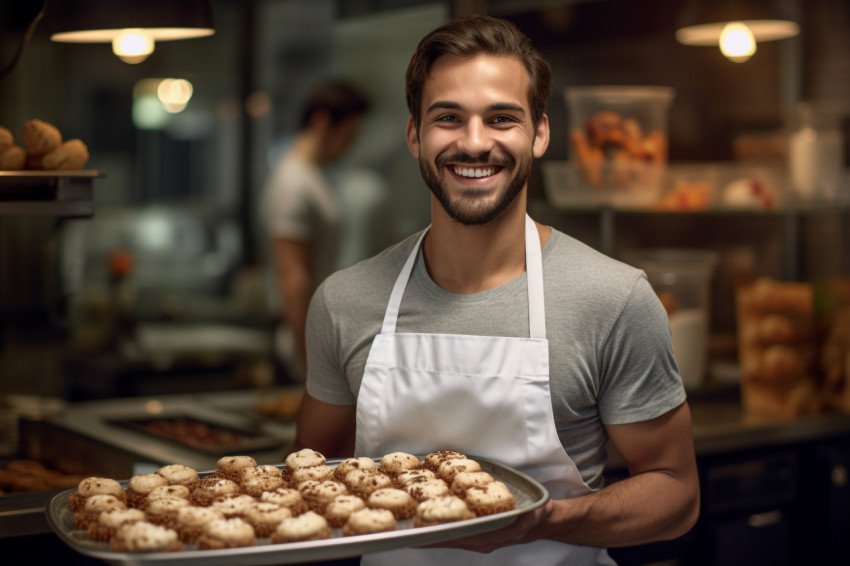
left=610, top=436, right=850, bottom=566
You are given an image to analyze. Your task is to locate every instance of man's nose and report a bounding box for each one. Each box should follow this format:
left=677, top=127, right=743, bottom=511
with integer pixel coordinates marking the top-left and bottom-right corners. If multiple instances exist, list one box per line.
left=456, top=118, right=495, bottom=157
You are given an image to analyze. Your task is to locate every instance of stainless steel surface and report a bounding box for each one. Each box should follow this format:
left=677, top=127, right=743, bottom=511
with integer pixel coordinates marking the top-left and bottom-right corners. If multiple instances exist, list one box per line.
left=0, top=171, right=103, bottom=217
left=45, top=457, right=549, bottom=566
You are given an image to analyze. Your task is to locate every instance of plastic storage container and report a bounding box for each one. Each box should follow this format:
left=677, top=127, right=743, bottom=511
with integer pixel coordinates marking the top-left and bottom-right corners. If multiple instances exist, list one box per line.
left=622, top=248, right=718, bottom=390
left=565, top=86, right=675, bottom=207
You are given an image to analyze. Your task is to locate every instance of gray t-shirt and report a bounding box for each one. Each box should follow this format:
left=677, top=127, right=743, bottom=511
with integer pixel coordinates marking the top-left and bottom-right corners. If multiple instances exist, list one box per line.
left=306, top=226, right=686, bottom=489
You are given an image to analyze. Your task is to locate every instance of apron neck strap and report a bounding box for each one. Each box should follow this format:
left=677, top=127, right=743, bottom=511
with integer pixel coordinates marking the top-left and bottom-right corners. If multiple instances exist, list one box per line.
left=381, top=214, right=546, bottom=339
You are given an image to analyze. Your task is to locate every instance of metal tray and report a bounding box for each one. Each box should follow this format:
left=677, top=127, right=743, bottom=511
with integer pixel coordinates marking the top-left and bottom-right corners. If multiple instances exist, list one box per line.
left=46, top=456, right=549, bottom=565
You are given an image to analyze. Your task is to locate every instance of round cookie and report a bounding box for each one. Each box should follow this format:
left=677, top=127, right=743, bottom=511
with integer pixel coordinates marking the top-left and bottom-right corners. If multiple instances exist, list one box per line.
left=379, top=452, right=421, bottom=478
left=406, top=478, right=450, bottom=503
left=69, top=477, right=124, bottom=511
left=324, top=494, right=366, bottom=528
left=438, top=458, right=481, bottom=484
left=270, top=511, right=332, bottom=543
left=424, top=450, right=466, bottom=473
left=110, top=521, right=183, bottom=553
left=333, top=457, right=377, bottom=481
left=285, top=448, right=326, bottom=470
left=259, top=487, right=309, bottom=515
left=240, top=464, right=282, bottom=484
left=413, top=495, right=475, bottom=528
left=191, top=477, right=241, bottom=507
left=342, top=508, right=396, bottom=537
left=451, top=471, right=495, bottom=497
left=299, top=480, right=349, bottom=513
left=88, top=508, right=146, bottom=542
left=367, top=488, right=417, bottom=520
left=241, top=473, right=286, bottom=497
left=396, top=469, right=436, bottom=488
left=210, top=493, right=258, bottom=519
left=146, top=484, right=191, bottom=507
left=156, top=464, right=199, bottom=491
left=464, top=481, right=516, bottom=516
left=291, top=464, right=334, bottom=486
left=174, top=505, right=225, bottom=543
left=243, top=502, right=293, bottom=537
left=196, top=517, right=257, bottom=549
left=215, top=456, right=258, bottom=483
left=344, top=469, right=393, bottom=499
left=125, top=474, right=168, bottom=509
left=145, top=496, right=190, bottom=528
left=74, top=494, right=127, bottom=529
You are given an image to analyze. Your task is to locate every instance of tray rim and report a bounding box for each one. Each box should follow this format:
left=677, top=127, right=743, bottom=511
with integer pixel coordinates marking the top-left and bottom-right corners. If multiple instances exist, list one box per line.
left=46, top=455, right=549, bottom=565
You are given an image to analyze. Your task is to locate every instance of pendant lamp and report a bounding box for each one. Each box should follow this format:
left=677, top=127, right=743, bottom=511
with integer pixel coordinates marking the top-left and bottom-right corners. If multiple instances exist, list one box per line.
left=48, top=0, right=215, bottom=64
left=675, top=0, right=799, bottom=63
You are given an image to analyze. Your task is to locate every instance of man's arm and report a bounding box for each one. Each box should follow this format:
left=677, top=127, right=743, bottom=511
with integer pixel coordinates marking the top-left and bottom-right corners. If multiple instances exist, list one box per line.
left=271, top=237, right=312, bottom=379
left=286, top=392, right=357, bottom=460
left=441, top=401, right=700, bottom=551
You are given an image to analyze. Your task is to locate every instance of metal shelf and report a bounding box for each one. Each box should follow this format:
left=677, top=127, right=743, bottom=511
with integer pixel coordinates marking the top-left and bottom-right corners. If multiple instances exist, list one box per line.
left=0, top=171, right=105, bottom=217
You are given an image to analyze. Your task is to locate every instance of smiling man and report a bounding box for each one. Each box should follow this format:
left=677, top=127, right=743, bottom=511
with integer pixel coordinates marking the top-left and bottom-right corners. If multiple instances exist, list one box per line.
left=289, top=15, right=699, bottom=566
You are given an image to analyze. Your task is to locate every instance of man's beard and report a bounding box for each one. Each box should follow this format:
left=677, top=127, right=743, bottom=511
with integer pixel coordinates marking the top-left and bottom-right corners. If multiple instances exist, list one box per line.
left=419, top=149, right=533, bottom=226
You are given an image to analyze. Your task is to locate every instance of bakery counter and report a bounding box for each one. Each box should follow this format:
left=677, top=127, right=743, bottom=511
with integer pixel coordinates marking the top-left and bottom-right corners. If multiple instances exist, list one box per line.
left=2, top=388, right=298, bottom=538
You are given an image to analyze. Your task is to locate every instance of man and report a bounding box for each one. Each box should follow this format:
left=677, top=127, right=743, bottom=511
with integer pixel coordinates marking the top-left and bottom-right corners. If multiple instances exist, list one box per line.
left=262, top=80, right=370, bottom=382
left=291, top=15, right=699, bottom=565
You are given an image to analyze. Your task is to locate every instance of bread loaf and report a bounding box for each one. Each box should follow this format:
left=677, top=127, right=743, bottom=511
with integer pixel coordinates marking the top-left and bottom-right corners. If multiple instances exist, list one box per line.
left=0, top=144, right=26, bottom=170
left=0, top=126, right=14, bottom=150
left=20, top=119, right=62, bottom=157
left=42, top=139, right=89, bottom=171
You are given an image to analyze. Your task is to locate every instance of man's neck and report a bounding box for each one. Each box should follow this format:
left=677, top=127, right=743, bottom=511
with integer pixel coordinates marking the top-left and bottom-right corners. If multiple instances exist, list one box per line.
left=422, top=195, right=550, bottom=294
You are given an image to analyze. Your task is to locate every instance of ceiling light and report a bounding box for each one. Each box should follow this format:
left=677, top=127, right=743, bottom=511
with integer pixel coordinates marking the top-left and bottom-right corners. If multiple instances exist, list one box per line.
left=676, top=0, right=799, bottom=62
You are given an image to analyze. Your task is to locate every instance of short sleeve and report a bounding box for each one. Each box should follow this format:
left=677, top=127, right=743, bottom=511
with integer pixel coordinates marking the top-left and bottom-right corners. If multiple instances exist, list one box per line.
left=304, top=282, right=357, bottom=406
left=597, top=273, right=687, bottom=425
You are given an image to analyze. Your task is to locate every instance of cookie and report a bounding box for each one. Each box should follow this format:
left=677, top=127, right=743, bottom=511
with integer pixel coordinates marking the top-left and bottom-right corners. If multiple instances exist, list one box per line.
left=69, top=477, right=124, bottom=511
left=463, top=481, right=516, bottom=516
left=333, top=457, right=377, bottom=481
left=323, top=494, right=366, bottom=528
left=88, top=508, right=146, bottom=542
left=413, top=495, right=475, bottom=528
left=270, top=511, right=331, bottom=543
left=196, top=517, right=257, bottom=549
left=243, top=502, right=293, bottom=537
left=156, top=464, right=199, bottom=491
left=342, top=508, right=396, bottom=536
left=367, top=488, right=417, bottom=520
left=174, top=506, right=225, bottom=543
left=110, top=521, right=183, bottom=553
left=379, top=452, right=421, bottom=478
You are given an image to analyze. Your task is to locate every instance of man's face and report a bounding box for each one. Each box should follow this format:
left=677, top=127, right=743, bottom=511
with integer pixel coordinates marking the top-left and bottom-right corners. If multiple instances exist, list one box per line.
left=406, top=53, right=549, bottom=225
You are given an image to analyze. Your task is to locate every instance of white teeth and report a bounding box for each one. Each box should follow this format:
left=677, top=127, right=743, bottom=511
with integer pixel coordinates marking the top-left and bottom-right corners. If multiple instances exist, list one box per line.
left=453, top=166, right=495, bottom=178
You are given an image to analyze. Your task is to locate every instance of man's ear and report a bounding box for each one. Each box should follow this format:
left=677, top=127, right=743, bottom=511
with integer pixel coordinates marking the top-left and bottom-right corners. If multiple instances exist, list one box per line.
left=405, top=116, right=420, bottom=158
left=532, top=113, right=550, bottom=158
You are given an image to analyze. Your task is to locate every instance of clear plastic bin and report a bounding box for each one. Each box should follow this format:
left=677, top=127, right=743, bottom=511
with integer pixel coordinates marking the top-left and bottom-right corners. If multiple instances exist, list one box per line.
left=565, top=86, right=675, bottom=208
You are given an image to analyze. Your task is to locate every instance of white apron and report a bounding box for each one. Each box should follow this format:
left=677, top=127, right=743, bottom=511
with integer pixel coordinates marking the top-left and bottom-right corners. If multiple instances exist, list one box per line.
left=355, top=214, right=615, bottom=565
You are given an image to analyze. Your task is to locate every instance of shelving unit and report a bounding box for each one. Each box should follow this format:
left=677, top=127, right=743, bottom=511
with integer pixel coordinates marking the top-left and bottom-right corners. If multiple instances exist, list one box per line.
left=0, top=171, right=104, bottom=217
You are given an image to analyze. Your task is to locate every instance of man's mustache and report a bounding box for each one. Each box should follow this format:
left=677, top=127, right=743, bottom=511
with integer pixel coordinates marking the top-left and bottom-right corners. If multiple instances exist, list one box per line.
left=435, top=152, right=514, bottom=168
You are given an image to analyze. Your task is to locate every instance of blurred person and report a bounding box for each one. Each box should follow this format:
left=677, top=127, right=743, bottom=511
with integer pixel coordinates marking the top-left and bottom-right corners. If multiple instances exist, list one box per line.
left=261, top=80, right=370, bottom=382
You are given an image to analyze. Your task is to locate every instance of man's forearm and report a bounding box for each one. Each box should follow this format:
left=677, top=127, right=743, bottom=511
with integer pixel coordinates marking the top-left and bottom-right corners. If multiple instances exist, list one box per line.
left=542, top=470, right=699, bottom=548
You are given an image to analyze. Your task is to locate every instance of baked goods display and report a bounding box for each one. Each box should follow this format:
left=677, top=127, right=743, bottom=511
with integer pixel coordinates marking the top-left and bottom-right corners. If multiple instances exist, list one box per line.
left=55, top=449, right=528, bottom=557
left=736, top=277, right=822, bottom=418
left=0, top=119, right=89, bottom=171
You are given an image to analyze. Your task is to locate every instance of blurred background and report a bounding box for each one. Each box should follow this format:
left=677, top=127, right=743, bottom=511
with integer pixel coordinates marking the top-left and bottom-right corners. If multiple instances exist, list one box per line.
left=1, top=1, right=849, bottom=563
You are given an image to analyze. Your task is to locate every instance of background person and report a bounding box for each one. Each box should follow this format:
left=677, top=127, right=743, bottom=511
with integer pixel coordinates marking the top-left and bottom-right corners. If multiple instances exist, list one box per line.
left=261, top=80, right=370, bottom=383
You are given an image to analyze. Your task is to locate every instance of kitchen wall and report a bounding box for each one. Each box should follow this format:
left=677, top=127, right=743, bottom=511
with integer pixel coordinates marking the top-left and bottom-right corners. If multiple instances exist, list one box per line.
left=1, top=0, right=849, bottom=399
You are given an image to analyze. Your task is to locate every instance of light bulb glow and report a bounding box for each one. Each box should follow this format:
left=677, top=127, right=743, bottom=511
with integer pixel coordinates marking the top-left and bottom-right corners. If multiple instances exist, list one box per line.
left=112, top=29, right=155, bottom=64
left=157, top=79, right=193, bottom=113
left=719, top=22, right=756, bottom=63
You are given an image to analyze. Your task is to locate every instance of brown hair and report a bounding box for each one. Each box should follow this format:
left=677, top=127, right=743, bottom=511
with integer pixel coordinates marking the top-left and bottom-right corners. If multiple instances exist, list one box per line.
left=405, top=15, right=551, bottom=130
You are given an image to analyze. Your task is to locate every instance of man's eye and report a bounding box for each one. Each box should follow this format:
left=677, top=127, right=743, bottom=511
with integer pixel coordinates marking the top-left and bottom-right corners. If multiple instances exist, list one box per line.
left=492, top=115, right=516, bottom=124
left=436, top=115, right=459, bottom=122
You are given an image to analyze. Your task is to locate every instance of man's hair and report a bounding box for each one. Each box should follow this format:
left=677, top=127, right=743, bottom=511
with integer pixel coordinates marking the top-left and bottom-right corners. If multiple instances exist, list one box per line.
left=405, top=15, right=551, bottom=130
left=298, top=80, right=370, bottom=129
